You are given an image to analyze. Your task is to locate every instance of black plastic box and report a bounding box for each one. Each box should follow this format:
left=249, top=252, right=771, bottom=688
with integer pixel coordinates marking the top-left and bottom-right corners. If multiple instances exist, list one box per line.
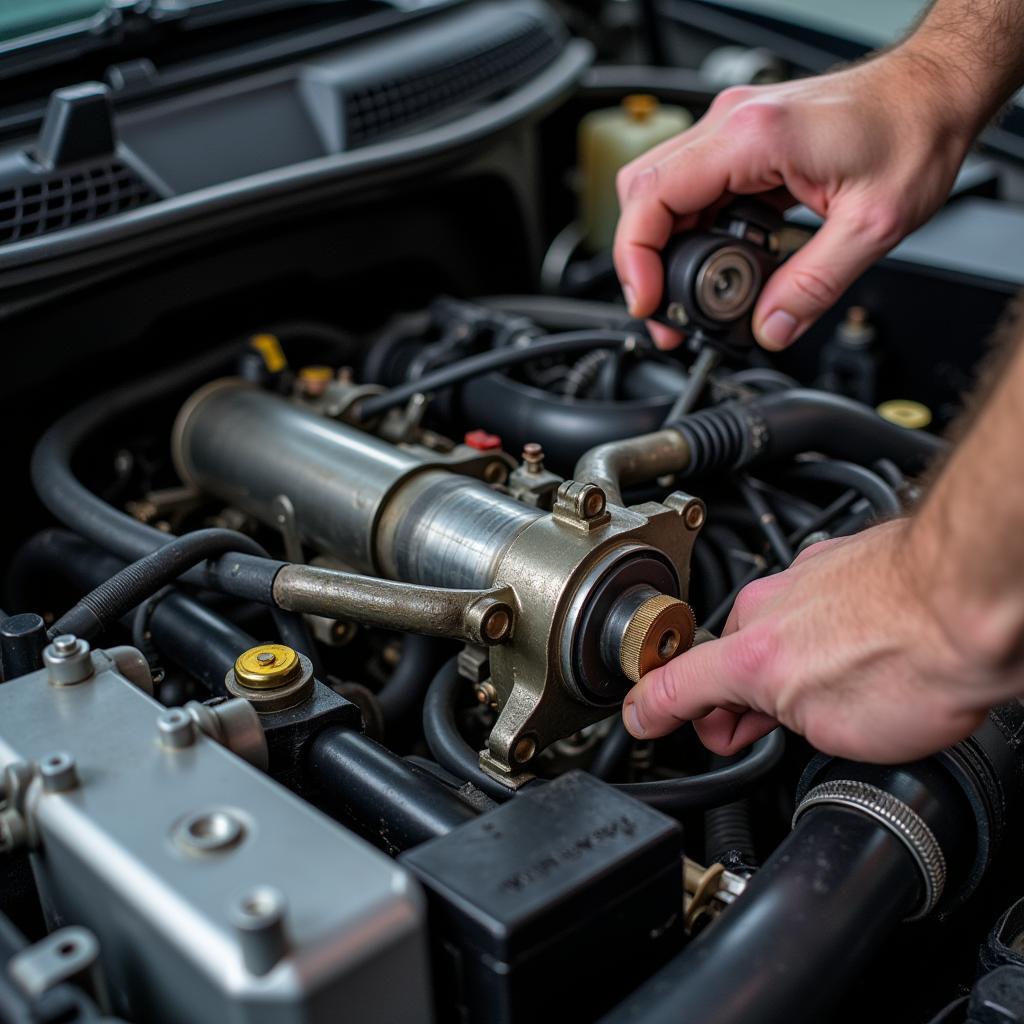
left=401, top=770, right=684, bottom=1023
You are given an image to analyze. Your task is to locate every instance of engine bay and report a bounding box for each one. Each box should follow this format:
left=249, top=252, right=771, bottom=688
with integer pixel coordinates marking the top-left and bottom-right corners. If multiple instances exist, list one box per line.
left=2, top=2, right=1024, bottom=1023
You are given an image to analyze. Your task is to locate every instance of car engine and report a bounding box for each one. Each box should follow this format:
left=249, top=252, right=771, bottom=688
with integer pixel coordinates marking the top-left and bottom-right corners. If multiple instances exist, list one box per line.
left=1, top=2, right=1024, bottom=1023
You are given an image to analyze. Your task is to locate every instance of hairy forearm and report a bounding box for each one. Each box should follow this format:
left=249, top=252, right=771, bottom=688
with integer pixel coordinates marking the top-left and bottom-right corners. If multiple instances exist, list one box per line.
left=909, top=323, right=1024, bottom=677
left=897, top=0, right=1024, bottom=136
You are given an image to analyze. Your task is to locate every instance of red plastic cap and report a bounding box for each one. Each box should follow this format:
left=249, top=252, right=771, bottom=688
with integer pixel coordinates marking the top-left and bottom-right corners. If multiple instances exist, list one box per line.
left=464, top=429, right=502, bottom=451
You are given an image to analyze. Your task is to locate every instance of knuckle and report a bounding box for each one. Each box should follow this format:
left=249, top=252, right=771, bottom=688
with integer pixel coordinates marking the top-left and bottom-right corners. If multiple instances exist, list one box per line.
left=856, top=200, right=907, bottom=248
left=726, top=621, right=781, bottom=689
left=788, top=264, right=842, bottom=308
left=711, top=85, right=755, bottom=113
left=726, top=97, right=787, bottom=138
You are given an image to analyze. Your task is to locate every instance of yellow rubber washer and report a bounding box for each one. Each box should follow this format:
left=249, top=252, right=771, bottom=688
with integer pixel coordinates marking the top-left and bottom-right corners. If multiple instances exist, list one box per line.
left=877, top=399, right=932, bottom=430
left=233, top=644, right=301, bottom=690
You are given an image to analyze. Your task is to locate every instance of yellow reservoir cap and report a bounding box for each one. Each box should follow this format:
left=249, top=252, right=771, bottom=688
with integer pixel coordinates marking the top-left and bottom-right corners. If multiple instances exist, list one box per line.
left=233, top=644, right=301, bottom=690
left=877, top=399, right=932, bottom=430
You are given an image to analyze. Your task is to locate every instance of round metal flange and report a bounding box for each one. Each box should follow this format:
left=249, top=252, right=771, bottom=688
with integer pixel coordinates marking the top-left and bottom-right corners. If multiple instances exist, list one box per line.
left=694, top=245, right=760, bottom=322
left=226, top=645, right=313, bottom=712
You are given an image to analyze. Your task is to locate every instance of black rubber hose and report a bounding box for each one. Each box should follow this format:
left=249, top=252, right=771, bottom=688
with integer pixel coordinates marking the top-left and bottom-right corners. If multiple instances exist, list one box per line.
left=689, top=537, right=729, bottom=617
left=306, top=727, right=479, bottom=852
left=11, top=529, right=255, bottom=696
left=28, top=348, right=317, bottom=664
left=50, top=528, right=282, bottom=641
left=357, top=330, right=639, bottom=421
left=704, top=798, right=757, bottom=871
left=601, top=806, right=920, bottom=1024
left=376, top=633, right=453, bottom=724
left=424, top=657, right=786, bottom=810
left=784, top=459, right=902, bottom=519
left=589, top=721, right=635, bottom=780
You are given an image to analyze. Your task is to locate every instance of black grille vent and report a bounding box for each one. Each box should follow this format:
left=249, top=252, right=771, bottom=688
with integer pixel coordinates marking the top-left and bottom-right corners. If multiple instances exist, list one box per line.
left=345, top=19, right=561, bottom=148
left=0, top=160, right=156, bottom=245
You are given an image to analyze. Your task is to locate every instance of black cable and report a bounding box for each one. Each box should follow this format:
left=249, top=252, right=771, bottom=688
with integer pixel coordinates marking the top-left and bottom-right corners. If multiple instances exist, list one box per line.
left=376, top=633, right=452, bottom=724
left=424, top=658, right=786, bottom=810
left=737, top=475, right=795, bottom=565
left=50, top=528, right=281, bottom=641
left=358, top=330, right=639, bottom=420
left=784, top=459, right=901, bottom=519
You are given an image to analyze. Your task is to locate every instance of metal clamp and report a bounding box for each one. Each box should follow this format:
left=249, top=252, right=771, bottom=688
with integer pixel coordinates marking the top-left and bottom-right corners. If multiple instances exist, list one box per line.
left=793, top=779, right=947, bottom=919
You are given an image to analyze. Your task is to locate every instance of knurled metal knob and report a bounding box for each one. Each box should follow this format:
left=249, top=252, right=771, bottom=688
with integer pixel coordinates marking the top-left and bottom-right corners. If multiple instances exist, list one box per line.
left=619, top=595, right=696, bottom=684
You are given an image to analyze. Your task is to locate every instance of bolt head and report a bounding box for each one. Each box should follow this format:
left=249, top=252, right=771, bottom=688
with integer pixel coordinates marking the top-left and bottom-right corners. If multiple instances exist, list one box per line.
left=51, top=634, right=78, bottom=657
left=39, top=752, right=78, bottom=793
left=158, top=708, right=196, bottom=749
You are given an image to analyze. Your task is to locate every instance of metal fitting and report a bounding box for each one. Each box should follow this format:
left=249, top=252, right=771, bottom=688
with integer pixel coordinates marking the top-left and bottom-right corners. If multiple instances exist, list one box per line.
left=522, top=442, right=544, bottom=474
left=553, top=480, right=610, bottom=531
left=794, top=779, right=946, bottom=919
left=157, top=708, right=196, bottom=750
left=694, top=245, right=759, bottom=321
left=473, top=681, right=499, bottom=710
left=42, top=635, right=93, bottom=686
left=226, top=645, right=315, bottom=713
left=184, top=698, right=268, bottom=771
left=38, top=752, right=79, bottom=793
left=230, top=886, right=290, bottom=976
left=175, top=808, right=246, bottom=855
left=618, top=595, right=696, bottom=684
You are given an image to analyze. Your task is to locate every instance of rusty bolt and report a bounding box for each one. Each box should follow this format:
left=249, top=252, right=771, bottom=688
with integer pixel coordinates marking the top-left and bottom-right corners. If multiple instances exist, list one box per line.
left=474, top=681, right=499, bottom=709
left=522, top=442, right=544, bottom=475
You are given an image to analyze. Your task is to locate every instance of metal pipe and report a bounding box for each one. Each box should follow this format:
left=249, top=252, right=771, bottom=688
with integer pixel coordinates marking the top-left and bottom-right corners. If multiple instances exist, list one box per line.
left=173, top=379, right=541, bottom=588
left=272, top=564, right=515, bottom=645
left=574, top=429, right=690, bottom=505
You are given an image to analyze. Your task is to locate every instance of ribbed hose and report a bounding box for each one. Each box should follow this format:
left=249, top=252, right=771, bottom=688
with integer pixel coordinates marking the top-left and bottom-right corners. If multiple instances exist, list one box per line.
left=704, top=771, right=758, bottom=873
left=50, top=528, right=281, bottom=641
left=672, top=403, right=752, bottom=477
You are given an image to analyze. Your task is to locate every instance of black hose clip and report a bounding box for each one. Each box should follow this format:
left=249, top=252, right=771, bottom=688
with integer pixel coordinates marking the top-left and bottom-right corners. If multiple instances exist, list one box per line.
left=655, top=200, right=784, bottom=357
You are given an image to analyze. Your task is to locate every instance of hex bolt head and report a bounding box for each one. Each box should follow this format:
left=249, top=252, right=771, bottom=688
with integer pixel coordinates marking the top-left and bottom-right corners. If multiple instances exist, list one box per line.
left=38, top=752, right=78, bottom=793
left=42, top=635, right=93, bottom=686
left=230, top=886, right=289, bottom=976
left=157, top=708, right=196, bottom=750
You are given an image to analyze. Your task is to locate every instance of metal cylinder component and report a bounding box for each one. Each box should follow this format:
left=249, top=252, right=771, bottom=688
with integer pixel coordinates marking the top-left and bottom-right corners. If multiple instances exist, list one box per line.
left=272, top=564, right=515, bottom=645
left=694, top=244, right=759, bottom=321
left=230, top=886, right=290, bottom=976
left=38, top=752, right=78, bottom=793
left=173, top=380, right=541, bottom=588
left=374, top=470, right=541, bottom=589
left=616, top=592, right=696, bottom=684
left=42, top=635, right=93, bottom=686
left=184, top=699, right=268, bottom=771
left=157, top=708, right=196, bottom=750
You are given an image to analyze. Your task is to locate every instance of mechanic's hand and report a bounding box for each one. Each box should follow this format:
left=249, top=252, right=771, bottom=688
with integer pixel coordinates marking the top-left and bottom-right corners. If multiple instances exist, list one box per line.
left=621, top=519, right=1000, bottom=763
left=614, top=50, right=975, bottom=351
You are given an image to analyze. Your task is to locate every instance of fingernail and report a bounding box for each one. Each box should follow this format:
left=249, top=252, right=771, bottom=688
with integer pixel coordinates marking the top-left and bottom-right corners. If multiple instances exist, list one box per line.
left=623, top=701, right=645, bottom=738
left=758, top=309, right=798, bottom=349
left=623, top=284, right=637, bottom=315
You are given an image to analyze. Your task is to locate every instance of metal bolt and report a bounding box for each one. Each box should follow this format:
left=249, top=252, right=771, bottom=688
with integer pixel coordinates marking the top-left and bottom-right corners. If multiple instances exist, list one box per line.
left=42, top=635, right=93, bottom=686
left=580, top=485, right=607, bottom=520
left=481, top=606, right=511, bottom=642
left=255, top=651, right=276, bottom=666
left=684, top=501, right=706, bottom=530
left=51, top=635, right=77, bottom=657
left=474, top=681, right=499, bottom=710
left=157, top=708, right=196, bottom=750
left=38, top=753, right=78, bottom=794
left=512, top=735, right=537, bottom=765
left=522, top=442, right=544, bottom=475
left=666, top=301, right=689, bottom=326
left=231, top=887, right=289, bottom=976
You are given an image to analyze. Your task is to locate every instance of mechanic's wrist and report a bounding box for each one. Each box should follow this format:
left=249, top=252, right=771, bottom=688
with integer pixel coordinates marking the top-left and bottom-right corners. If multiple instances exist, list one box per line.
left=903, top=508, right=1024, bottom=679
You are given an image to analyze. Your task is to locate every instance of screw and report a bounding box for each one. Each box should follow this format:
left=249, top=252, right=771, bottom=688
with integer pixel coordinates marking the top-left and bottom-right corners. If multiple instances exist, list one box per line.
left=157, top=708, right=196, bottom=750
left=39, top=752, right=78, bottom=794
left=522, top=442, right=544, bottom=475
left=474, top=681, right=499, bottom=709
left=42, top=635, right=93, bottom=686
left=512, top=736, right=537, bottom=765
left=256, top=651, right=276, bottom=666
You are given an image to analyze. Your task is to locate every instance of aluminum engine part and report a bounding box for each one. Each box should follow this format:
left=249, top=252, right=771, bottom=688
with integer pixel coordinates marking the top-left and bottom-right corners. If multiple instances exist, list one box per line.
left=0, top=651, right=431, bottom=1024
left=173, top=380, right=703, bottom=783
